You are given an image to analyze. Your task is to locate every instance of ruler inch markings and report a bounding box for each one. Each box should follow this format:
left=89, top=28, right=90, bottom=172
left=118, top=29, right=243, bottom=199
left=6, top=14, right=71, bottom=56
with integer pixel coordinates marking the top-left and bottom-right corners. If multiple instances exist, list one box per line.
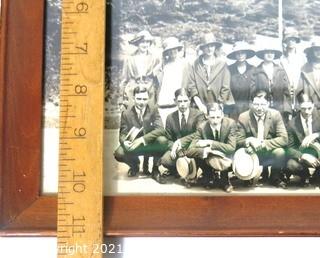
left=57, top=0, right=104, bottom=257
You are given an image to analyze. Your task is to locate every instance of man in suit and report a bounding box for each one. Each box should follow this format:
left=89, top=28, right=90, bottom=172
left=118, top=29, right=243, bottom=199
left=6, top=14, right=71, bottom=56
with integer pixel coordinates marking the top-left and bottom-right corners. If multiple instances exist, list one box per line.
left=237, top=89, right=288, bottom=188
left=141, top=88, right=205, bottom=184
left=114, top=86, right=168, bottom=177
left=286, top=93, right=320, bottom=187
left=186, top=103, right=237, bottom=193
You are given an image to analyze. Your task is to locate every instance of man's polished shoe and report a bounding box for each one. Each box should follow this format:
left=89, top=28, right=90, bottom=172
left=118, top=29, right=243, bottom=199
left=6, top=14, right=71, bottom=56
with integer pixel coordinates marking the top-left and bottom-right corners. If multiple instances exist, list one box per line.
left=274, top=180, right=288, bottom=189
left=140, top=167, right=151, bottom=177
left=223, top=183, right=234, bottom=193
left=299, top=178, right=311, bottom=188
left=127, top=167, right=138, bottom=177
left=243, top=179, right=254, bottom=187
left=181, top=178, right=192, bottom=188
left=152, top=169, right=167, bottom=184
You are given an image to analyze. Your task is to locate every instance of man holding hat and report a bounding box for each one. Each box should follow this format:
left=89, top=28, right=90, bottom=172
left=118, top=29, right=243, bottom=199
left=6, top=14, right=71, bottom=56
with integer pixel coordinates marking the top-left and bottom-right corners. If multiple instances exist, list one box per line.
left=185, top=32, right=234, bottom=115
left=186, top=103, right=237, bottom=193
left=120, top=30, right=161, bottom=108
left=227, top=41, right=256, bottom=120
left=237, top=89, right=288, bottom=188
left=286, top=93, right=320, bottom=187
left=252, top=42, right=291, bottom=122
left=296, top=37, right=320, bottom=111
left=114, top=86, right=168, bottom=177
left=141, top=88, right=205, bottom=184
left=280, top=27, right=305, bottom=117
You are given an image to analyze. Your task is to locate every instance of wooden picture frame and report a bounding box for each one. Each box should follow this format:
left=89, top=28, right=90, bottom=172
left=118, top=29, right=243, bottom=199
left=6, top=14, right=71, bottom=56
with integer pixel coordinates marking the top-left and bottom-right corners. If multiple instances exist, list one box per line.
left=1, top=0, right=320, bottom=237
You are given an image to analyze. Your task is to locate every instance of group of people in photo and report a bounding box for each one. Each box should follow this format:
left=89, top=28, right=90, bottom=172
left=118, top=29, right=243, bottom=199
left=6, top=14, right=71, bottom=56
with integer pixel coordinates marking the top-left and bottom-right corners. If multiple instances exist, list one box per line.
left=113, top=27, right=320, bottom=193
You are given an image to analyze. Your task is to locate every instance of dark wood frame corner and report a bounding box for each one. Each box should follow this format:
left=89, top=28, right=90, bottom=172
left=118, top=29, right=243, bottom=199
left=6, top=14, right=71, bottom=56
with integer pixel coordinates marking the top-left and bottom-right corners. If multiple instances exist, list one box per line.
left=1, top=0, right=320, bottom=237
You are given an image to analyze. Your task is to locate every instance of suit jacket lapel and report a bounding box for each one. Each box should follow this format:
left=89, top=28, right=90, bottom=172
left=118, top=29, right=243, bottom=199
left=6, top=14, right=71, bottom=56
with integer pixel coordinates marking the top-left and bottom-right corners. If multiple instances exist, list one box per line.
left=141, top=105, right=151, bottom=128
left=172, top=111, right=181, bottom=138
left=131, top=106, right=141, bottom=126
left=248, top=111, right=258, bottom=137
left=295, top=115, right=305, bottom=143
left=263, top=110, right=272, bottom=139
left=194, top=58, right=209, bottom=84
left=312, top=111, right=320, bottom=133
left=203, top=122, right=214, bottom=140
left=208, top=59, right=225, bottom=85
left=186, top=109, right=196, bottom=131
left=219, top=118, right=227, bottom=142
left=301, top=65, right=320, bottom=99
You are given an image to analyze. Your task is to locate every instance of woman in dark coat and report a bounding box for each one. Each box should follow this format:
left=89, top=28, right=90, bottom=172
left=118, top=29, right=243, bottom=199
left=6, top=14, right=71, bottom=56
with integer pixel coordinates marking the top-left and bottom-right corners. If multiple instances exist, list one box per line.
left=252, top=44, right=291, bottom=121
left=185, top=32, right=234, bottom=115
left=227, top=41, right=256, bottom=120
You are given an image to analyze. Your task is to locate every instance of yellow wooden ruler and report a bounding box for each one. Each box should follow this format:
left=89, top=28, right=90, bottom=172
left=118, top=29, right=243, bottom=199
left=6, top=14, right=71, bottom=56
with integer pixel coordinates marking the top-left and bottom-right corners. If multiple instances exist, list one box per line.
left=57, top=0, right=105, bottom=257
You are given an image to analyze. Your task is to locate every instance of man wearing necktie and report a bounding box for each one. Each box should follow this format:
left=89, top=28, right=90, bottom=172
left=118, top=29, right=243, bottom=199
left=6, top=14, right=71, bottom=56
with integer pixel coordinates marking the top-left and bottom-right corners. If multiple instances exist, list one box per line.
left=141, top=89, right=205, bottom=184
left=237, top=90, right=288, bottom=189
left=186, top=103, right=236, bottom=193
left=286, top=93, right=320, bottom=187
left=114, top=86, right=168, bottom=177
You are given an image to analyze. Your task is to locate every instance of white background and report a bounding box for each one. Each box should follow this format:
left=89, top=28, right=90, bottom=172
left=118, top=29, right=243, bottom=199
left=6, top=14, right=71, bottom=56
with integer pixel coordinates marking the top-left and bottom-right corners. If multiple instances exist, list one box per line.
left=0, top=237, right=320, bottom=258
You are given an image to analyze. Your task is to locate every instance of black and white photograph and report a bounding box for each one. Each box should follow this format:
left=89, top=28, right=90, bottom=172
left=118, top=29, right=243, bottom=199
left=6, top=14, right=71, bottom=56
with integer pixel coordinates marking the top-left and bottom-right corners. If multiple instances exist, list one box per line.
left=42, top=0, right=320, bottom=195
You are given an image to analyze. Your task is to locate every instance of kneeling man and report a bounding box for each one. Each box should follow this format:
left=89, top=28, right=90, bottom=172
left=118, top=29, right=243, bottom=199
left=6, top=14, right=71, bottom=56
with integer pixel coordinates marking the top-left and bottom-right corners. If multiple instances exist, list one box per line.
left=186, top=103, right=237, bottom=193
left=114, top=86, right=168, bottom=177
left=286, top=93, right=320, bottom=187
left=237, top=90, right=288, bottom=188
left=141, top=88, right=205, bottom=183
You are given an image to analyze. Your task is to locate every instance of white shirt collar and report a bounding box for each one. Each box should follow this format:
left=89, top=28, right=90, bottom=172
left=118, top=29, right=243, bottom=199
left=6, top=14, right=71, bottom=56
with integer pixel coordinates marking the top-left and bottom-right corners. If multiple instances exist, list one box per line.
left=210, top=123, right=221, bottom=133
left=254, top=114, right=265, bottom=122
left=135, top=106, right=146, bottom=117
left=300, top=114, right=312, bottom=123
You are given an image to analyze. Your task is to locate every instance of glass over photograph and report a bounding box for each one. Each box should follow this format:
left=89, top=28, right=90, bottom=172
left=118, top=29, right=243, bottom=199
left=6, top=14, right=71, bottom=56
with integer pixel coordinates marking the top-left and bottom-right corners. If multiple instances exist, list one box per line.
left=42, top=0, right=320, bottom=195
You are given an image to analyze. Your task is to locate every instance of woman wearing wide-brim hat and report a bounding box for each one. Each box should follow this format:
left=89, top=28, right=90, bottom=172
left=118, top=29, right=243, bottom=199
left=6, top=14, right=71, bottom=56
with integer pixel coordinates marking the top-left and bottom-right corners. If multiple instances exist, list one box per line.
left=162, top=36, right=184, bottom=60
left=120, top=30, right=161, bottom=108
left=252, top=43, right=291, bottom=121
left=157, top=37, right=188, bottom=123
left=296, top=37, right=320, bottom=110
left=280, top=27, right=305, bottom=116
left=184, top=32, right=234, bottom=115
left=255, top=47, right=283, bottom=60
left=227, top=41, right=255, bottom=60
left=227, top=41, right=256, bottom=120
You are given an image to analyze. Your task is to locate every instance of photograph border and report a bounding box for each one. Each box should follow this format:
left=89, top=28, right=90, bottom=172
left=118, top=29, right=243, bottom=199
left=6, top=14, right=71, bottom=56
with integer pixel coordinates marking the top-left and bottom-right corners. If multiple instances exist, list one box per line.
left=2, top=0, right=320, bottom=237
